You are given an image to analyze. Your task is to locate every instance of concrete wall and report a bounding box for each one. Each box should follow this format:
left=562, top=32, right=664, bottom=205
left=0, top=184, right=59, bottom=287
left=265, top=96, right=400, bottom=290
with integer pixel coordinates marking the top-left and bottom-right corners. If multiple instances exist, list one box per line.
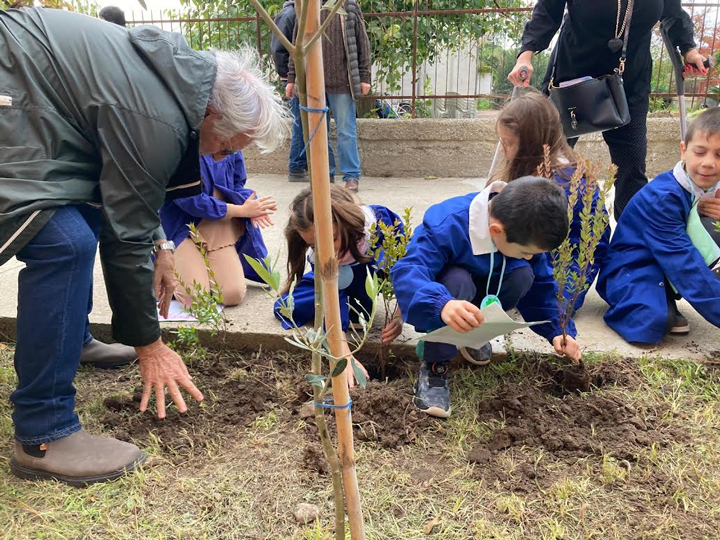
left=243, top=117, right=682, bottom=178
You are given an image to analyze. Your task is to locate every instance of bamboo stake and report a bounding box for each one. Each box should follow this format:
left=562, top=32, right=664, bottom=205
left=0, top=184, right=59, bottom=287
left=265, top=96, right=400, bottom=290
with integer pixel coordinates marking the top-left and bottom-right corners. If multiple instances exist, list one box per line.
left=311, top=253, right=346, bottom=539
left=303, top=0, right=366, bottom=536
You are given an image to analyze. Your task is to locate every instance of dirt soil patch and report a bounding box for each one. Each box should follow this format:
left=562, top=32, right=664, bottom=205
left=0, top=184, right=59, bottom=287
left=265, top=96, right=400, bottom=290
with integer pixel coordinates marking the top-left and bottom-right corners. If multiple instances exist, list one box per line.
left=469, top=358, right=686, bottom=469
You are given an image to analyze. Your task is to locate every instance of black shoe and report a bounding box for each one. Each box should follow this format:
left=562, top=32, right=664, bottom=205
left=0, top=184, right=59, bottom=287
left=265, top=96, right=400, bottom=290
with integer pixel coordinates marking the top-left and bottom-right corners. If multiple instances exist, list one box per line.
left=80, top=339, right=137, bottom=369
left=459, top=343, right=493, bottom=365
left=414, top=362, right=451, bottom=418
left=288, top=169, right=309, bottom=182
left=670, top=308, right=690, bottom=335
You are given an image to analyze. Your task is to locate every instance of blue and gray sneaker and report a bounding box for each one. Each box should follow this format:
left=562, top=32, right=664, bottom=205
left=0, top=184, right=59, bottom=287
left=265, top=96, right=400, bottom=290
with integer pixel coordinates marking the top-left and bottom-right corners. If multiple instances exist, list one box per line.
left=414, top=362, right=451, bottom=418
left=459, top=343, right=493, bottom=366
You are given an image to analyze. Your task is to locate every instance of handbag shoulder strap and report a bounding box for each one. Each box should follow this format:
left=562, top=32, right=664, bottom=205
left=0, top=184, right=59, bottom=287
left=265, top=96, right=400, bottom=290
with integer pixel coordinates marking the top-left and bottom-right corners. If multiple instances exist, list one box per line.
left=548, top=0, right=634, bottom=88
left=618, top=0, right=634, bottom=75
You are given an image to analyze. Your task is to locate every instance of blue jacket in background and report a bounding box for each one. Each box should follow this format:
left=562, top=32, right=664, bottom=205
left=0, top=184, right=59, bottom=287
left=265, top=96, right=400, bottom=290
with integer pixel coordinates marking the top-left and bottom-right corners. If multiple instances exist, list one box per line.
left=391, top=192, right=575, bottom=343
left=159, top=153, right=268, bottom=282
left=271, top=0, right=296, bottom=79
left=597, top=169, right=720, bottom=343
left=554, top=168, right=611, bottom=312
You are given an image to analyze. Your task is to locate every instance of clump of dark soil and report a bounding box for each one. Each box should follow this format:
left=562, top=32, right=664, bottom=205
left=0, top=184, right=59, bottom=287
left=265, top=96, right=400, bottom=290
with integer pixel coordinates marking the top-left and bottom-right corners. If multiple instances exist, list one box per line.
left=470, top=358, right=684, bottom=464
left=302, top=444, right=330, bottom=476
left=349, top=381, right=432, bottom=448
left=306, top=380, right=431, bottom=449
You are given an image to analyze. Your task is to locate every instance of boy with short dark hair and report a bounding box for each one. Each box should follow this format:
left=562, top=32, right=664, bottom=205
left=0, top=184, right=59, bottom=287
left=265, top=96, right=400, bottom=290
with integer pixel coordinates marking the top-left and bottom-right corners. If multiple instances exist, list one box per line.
left=597, top=108, right=720, bottom=344
left=98, top=6, right=126, bottom=27
left=392, top=177, right=581, bottom=418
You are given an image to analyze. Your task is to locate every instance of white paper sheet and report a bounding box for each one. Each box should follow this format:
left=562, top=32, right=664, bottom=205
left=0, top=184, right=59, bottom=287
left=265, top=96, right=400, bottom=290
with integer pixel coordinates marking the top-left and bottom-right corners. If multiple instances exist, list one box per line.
left=418, top=302, right=548, bottom=348
left=158, top=299, right=223, bottom=323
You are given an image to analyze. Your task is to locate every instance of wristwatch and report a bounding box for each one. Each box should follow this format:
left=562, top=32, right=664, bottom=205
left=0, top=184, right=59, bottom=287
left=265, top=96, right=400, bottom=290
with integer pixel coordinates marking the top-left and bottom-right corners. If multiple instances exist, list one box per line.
left=153, top=240, right=176, bottom=254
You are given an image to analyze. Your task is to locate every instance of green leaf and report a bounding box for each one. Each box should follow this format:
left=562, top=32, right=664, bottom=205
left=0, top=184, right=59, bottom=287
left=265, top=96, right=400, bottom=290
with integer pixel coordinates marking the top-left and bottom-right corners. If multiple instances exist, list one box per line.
left=284, top=336, right=313, bottom=352
left=351, top=358, right=367, bottom=389
left=243, top=255, right=277, bottom=291
left=305, top=373, right=325, bottom=390
left=331, top=357, right=348, bottom=378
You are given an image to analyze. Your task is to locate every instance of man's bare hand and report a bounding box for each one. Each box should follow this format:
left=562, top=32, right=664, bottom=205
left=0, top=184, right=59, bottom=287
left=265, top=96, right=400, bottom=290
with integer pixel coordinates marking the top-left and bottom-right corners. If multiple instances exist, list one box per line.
left=441, top=300, right=484, bottom=333
left=154, top=249, right=176, bottom=319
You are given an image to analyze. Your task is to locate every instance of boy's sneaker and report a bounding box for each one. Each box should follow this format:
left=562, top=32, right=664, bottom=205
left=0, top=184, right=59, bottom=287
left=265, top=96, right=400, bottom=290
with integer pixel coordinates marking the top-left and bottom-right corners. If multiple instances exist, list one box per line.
left=288, top=169, right=309, bottom=182
left=670, top=309, right=690, bottom=335
left=459, top=343, right=493, bottom=366
left=414, top=362, right=451, bottom=418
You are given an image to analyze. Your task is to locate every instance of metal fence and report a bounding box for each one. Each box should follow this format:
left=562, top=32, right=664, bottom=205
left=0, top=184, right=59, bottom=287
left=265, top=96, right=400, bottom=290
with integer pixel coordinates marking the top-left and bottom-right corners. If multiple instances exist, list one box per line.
left=126, top=0, right=720, bottom=118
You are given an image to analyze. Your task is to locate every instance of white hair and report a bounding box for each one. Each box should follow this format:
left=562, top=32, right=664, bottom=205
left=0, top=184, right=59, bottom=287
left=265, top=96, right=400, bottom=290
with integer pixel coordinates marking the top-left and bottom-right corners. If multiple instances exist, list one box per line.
left=210, top=47, right=289, bottom=153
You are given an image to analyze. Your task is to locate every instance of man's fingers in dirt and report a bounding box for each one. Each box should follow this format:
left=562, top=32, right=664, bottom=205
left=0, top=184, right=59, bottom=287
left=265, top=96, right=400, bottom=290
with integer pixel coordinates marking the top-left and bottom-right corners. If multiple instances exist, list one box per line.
left=179, top=378, right=204, bottom=403
left=155, top=384, right=166, bottom=419
left=167, top=380, right=188, bottom=414
left=140, top=383, right=152, bottom=412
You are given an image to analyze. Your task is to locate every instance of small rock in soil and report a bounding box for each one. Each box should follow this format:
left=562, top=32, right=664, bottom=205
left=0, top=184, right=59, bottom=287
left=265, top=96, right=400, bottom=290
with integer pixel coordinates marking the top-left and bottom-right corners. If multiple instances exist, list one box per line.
left=294, top=503, right=321, bottom=525
left=299, top=402, right=315, bottom=420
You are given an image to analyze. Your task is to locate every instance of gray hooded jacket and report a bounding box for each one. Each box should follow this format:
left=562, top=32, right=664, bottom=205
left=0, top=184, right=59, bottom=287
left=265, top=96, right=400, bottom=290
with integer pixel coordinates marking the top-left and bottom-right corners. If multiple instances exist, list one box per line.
left=0, top=7, right=216, bottom=346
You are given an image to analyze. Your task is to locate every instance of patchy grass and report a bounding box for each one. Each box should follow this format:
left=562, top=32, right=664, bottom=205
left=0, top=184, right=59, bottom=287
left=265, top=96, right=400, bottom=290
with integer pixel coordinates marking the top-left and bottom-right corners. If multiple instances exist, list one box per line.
left=2, top=344, right=720, bottom=539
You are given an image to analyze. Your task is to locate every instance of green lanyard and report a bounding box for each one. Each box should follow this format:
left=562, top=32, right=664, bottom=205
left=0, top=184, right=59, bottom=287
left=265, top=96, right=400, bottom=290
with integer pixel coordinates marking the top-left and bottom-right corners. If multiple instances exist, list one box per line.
left=481, top=245, right=507, bottom=309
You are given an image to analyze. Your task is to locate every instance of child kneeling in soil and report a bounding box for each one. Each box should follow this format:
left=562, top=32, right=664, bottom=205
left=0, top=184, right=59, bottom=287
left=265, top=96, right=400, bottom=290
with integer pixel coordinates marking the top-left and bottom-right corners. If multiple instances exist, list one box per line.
left=597, top=108, right=720, bottom=343
left=161, top=152, right=277, bottom=307
left=392, top=177, right=582, bottom=418
left=495, top=90, right=610, bottom=312
left=274, top=185, right=404, bottom=386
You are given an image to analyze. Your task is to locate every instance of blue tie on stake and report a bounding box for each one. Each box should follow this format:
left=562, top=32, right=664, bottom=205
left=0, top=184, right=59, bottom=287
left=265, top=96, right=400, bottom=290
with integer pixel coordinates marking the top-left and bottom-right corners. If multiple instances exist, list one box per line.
left=298, top=104, right=329, bottom=159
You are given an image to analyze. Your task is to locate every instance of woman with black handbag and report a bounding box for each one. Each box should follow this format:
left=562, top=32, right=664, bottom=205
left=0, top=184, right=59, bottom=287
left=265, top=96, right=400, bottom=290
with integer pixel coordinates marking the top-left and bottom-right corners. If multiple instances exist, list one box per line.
left=508, top=0, right=707, bottom=218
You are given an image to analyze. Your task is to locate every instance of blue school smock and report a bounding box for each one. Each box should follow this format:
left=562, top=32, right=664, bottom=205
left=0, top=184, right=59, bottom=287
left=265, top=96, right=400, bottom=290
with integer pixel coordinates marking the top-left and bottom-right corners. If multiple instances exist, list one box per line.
left=596, top=169, right=720, bottom=343
left=391, top=191, right=575, bottom=343
left=159, top=153, right=268, bottom=282
left=554, top=168, right=611, bottom=312
left=274, top=205, right=402, bottom=331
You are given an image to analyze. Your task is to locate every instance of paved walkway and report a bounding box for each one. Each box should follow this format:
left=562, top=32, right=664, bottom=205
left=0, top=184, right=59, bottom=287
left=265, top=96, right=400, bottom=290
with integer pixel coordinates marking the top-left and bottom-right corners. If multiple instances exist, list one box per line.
left=0, top=174, right=717, bottom=361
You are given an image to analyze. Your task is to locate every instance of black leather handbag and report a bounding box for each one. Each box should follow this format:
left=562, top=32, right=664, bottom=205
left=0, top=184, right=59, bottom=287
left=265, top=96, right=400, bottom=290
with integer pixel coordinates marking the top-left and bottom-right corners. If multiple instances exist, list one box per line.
left=548, top=2, right=633, bottom=137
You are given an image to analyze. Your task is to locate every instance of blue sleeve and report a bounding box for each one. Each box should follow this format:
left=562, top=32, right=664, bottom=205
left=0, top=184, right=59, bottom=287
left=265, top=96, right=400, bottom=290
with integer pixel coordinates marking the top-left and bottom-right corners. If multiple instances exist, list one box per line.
left=642, top=192, right=720, bottom=327
left=173, top=193, right=228, bottom=220
left=518, top=253, right=576, bottom=342
left=391, top=221, right=456, bottom=332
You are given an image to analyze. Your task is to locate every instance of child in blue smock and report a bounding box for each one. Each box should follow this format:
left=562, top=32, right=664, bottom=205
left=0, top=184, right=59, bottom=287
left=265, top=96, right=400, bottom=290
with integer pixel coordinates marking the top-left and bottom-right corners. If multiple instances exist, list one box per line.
left=274, top=185, right=404, bottom=386
left=160, top=152, right=277, bottom=307
left=392, top=177, right=582, bottom=418
left=597, top=108, right=720, bottom=343
left=495, top=90, right=610, bottom=312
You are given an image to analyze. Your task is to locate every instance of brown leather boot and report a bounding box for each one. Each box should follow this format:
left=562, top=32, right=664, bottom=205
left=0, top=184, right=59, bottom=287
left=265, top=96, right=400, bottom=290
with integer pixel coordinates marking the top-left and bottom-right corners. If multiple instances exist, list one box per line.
left=80, top=338, right=137, bottom=369
left=10, top=430, right=146, bottom=486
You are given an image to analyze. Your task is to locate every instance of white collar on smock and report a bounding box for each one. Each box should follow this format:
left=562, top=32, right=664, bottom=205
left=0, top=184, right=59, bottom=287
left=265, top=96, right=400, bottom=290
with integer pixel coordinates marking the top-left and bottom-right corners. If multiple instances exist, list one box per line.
left=468, top=180, right=507, bottom=256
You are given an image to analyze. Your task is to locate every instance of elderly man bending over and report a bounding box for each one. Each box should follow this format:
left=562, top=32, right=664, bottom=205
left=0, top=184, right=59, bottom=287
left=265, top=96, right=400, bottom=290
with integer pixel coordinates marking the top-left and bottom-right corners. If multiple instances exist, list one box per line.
left=0, top=7, right=287, bottom=486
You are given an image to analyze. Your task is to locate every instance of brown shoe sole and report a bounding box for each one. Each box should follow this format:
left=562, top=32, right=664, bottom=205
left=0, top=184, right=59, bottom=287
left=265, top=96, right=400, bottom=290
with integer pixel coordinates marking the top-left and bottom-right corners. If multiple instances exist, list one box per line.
left=10, top=452, right=147, bottom=487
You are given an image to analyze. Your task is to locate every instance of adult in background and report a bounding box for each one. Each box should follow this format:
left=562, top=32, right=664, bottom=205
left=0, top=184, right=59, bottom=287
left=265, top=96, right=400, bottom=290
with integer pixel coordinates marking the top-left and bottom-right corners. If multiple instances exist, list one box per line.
left=0, top=7, right=286, bottom=486
left=98, top=5, right=126, bottom=26
left=508, top=0, right=707, bottom=218
left=285, top=0, right=371, bottom=193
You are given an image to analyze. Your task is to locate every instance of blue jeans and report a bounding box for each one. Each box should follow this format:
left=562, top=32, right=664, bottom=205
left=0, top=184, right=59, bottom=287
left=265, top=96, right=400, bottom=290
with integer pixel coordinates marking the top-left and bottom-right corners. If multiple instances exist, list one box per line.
left=288, top=93, right=362, bottom=182
left=11, top=205, right=102, bottom=444
left=327, top=93, right=361, bottom=182
left=424, top=265, right=534, bottom=365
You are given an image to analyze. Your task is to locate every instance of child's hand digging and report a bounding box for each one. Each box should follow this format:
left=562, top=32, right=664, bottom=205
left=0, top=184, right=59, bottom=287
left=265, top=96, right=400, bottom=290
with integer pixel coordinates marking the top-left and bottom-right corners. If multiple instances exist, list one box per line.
left=552, top=335, right=582, bottom=363
left=441, top=300, right=485, bottom=333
